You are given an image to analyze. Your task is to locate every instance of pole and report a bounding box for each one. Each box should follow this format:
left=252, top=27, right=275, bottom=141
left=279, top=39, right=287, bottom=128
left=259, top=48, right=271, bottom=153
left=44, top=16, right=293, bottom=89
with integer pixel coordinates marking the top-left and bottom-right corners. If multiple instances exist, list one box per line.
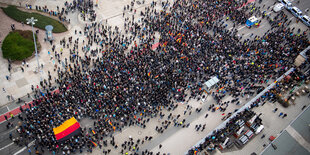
left=31, top=23, right=40, bottom=73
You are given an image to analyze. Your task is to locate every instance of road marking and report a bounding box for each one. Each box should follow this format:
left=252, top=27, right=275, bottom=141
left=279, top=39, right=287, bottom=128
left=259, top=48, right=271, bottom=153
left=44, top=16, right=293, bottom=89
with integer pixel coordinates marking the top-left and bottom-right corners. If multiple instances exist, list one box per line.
left=0, top=142, right=14, bottom=151
left=228, top=27, right=234, bottom=30
left=13, top=140, right=35, bottom=155
left=13, top=147, right=26, bottom=155
left=259, top=23, right=266, bottom=28
left=238, top=25, right=246, bottom=30
left=0, top=127, right=16, bottom=136
left=286, top=125, right=310, bottom=152
left=244, top=33, right=252, bottom=36
left=114, top=127, right=129, bottom=136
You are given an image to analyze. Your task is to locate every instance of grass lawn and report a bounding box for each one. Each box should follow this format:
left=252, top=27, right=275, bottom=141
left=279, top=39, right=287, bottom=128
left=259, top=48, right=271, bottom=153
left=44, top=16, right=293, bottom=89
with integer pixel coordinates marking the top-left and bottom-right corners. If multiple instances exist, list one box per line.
left=2, top=30, right=40, bottom=61
left=2, top=5, right=67, bottom=33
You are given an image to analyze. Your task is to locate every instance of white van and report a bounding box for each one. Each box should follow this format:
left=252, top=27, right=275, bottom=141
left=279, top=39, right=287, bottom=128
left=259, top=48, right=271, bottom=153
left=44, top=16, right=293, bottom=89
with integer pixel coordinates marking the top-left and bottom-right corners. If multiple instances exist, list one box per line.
left=300, top=15, right=310, bottom=27
left=278, top=0, right=292, bottom=9
left=255, top=125, right=264, bottom=134
left=290, top=7, right=302, bottom=18
left=273, top=3, right=284, bottom=12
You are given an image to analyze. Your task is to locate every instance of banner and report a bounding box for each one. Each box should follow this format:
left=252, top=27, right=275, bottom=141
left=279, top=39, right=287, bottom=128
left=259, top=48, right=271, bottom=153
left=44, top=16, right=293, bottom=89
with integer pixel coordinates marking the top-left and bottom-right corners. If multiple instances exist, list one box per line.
left=53, top=117, right=81, bottom=141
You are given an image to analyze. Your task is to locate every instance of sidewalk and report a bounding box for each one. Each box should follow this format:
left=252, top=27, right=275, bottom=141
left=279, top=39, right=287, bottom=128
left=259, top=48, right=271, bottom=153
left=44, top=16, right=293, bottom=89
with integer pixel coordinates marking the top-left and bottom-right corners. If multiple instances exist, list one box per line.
left=0, top=89, right=59, bottom=123
left=0, top=2, right=73, bottom=109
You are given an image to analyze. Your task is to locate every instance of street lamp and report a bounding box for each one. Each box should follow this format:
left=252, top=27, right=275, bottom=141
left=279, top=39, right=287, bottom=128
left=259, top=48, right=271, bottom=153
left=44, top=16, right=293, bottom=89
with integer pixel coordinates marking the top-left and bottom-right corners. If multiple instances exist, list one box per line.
left=26, top=17, right=40, bottom=73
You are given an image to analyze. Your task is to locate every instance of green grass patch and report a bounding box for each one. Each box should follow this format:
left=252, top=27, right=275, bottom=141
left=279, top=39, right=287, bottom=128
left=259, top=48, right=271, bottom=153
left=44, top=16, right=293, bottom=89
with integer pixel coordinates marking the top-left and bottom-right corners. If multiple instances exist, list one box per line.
left=2, top=5, right=67, bottom=33
left=2, top=30, right=40, bottom=61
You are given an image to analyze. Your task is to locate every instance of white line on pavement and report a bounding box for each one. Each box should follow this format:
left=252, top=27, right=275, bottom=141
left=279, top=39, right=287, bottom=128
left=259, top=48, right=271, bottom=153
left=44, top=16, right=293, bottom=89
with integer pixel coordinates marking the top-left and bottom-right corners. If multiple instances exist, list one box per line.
left=286, top=125, right=310, bottom=152
left=13, top=147, right=26, bottom=155
left=259, top=23, right=266, bottom=28
left=114, top=127, right=129, bottom=136
left=238, top=25, right=246, bottom=30
left=0, top=127, right=16, bottom=136
left=0, top=142, right=14, bottom=151
left=266, top=12, right=272, bottom=16
left=244, top=33, right=252, bottom=36
left=13, top=140, right=35, bottom=155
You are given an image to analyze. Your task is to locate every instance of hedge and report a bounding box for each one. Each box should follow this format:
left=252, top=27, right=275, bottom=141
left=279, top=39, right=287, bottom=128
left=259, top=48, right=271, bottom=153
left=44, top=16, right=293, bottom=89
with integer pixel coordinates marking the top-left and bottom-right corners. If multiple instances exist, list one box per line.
left=2, top=30, right=40, bottom=61
left=2, top=5, right=67, bottom=33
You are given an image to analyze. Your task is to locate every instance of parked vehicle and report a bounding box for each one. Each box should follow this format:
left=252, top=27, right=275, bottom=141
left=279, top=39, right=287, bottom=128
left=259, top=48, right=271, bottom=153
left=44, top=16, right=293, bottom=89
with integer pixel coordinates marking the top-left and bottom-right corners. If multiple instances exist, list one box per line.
left=278, top=0, right=292, bottom=9
left=246, top=16, right=260, bottom=28
left=235, top=135, right=249, bottom=148
left=273, top=3, right=284, bottom=12
left=300, top=15, right=310, bottom=27
left=244, top=130, right=254, bottom=139
left=239, top=135, right=249, bottom=145
left=290, top=7, right=302, bottom=18
left=219, top=137, right=234, bottom=150
left=251, top=123, right=265, bottom=134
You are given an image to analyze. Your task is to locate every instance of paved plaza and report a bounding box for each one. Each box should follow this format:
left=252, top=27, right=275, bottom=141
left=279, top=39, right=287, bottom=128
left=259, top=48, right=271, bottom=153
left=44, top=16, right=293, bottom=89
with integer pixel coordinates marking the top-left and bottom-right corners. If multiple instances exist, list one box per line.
left=0, top=0, right=309, bottom=155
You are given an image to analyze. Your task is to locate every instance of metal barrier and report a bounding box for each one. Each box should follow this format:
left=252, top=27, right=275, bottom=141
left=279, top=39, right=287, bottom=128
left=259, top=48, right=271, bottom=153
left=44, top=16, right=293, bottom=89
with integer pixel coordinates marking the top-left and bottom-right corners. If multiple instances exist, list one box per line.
left=299, top=46, right=310, bottom=59
left=186, top=67, right=295, bottom=154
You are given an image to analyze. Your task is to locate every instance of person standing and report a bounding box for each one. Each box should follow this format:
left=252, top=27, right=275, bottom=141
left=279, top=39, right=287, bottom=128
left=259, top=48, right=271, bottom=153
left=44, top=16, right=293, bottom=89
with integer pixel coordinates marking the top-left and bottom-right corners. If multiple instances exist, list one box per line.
left=273, top=108, right=278, bottom=113
left=282, top=113, right=287, bottom=118
left=10, top=112, right=14, bottom=119
left=279, top=112, right=283, bottom=117
left=11, top=95, right=15, bottom=101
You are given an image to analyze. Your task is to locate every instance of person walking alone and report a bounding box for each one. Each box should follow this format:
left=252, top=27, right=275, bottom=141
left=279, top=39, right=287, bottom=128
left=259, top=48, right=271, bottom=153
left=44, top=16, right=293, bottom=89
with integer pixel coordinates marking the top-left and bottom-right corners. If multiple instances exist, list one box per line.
left=279, top=112, right=283, bottom=117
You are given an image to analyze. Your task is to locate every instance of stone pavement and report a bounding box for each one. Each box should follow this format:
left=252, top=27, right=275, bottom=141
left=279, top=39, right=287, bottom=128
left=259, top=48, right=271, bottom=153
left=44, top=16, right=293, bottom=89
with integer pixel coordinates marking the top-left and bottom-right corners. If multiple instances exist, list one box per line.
left=261, top=105, right=310, bottom=155
left=218, top=89, right=310, bottom=155
left=0, top=1, right=78, bottom=110
left=0, top=0, right=309, bottom=155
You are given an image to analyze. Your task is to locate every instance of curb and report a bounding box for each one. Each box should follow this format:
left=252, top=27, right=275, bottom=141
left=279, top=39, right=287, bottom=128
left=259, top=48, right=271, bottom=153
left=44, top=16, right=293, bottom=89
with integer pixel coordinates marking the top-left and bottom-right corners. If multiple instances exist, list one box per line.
left=0, top=89, right=59, bottom=124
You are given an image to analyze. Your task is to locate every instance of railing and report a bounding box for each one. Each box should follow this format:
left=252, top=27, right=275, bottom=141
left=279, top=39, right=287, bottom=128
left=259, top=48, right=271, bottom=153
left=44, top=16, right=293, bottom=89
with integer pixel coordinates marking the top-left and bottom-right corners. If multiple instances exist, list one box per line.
left=299, top=45, right=310, bottom=59
left=185, top=67, right=295, bottom=154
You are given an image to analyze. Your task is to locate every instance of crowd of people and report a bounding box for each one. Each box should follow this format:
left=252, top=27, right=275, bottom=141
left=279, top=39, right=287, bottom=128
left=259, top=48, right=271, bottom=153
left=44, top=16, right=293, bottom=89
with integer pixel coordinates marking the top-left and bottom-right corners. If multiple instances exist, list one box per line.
left=5, top=0, right=310, bottom=154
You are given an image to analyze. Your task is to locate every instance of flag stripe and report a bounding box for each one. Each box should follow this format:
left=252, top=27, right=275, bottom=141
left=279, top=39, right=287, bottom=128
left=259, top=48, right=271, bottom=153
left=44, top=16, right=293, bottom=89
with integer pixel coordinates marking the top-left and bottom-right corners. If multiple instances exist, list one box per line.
left=91, top=141, right=97, bottom=147
left=57, top=128, right=81, bottom=142
left=55, top=122, right=80, bottom=140
left=53, top=117, right=77, bottom=135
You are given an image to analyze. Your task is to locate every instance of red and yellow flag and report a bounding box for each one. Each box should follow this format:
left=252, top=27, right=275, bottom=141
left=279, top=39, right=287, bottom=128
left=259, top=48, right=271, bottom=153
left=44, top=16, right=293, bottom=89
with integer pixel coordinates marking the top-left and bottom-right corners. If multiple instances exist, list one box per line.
left=53, top=117, right=81, bottom=141
left=91, top=141, right=97, bottom=147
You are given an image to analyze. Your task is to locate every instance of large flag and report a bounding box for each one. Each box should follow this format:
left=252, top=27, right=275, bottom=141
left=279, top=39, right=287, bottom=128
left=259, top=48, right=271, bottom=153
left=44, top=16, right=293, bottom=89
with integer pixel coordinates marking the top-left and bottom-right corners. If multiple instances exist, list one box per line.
left=53, top=117, right=81, bottom=141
